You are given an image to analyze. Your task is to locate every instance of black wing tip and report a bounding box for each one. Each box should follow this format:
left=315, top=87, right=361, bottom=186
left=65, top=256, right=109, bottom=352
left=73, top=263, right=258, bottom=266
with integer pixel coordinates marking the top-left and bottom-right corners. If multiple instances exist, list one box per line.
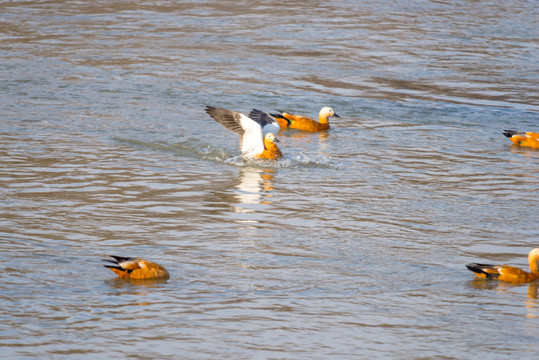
left=205, top=105, right=217, bottom=115
left=103, top=264, right=122, bottom=270
left=269, top=112, right=285, bottom=119
left=502, top=130, right=519, bottom=138
left=466, top=263, right=480, bottom=272
left=249, top=109, right=277, bottom=126
left=205, top=105, right=236, bottom=117
left=465, top=263, right=498, bottom=279
left=248, top=108, right=265, bottom=118
left=105, top=255, right=134, bottom=263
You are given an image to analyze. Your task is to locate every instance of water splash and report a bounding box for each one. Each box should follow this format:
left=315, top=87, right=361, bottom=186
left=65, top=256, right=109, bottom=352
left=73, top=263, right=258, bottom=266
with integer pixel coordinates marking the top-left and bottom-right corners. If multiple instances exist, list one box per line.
left=115, top=137, right=339, bottom=169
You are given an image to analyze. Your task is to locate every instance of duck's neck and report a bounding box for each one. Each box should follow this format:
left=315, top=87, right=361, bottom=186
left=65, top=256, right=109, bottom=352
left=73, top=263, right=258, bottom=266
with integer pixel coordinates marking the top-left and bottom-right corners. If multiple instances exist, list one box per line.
left=529, top=253, right=539, bottom=273
left=319, top=114, right=329, bottom=124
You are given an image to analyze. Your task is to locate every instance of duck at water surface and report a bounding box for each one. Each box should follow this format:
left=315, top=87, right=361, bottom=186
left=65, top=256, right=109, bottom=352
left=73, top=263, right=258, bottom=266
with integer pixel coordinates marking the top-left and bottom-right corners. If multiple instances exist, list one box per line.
left=205, top=106, right=282, bottom=160
left=502, top=130, right=539, bottom=149
left=104, top=255, right=170, bottom=280
left=466, top=248, right=539, bottom=284
left=270, top=107, right=340, bottom=132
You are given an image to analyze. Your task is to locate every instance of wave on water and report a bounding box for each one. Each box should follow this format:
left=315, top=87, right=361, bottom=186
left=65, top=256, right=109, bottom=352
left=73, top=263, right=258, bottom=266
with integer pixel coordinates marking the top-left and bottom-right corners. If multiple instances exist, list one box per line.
left=113, top=136, right=227, bottom=159
left=222, top=152, right=337, bottom=169
left=114, top=137, right=338, bottom=169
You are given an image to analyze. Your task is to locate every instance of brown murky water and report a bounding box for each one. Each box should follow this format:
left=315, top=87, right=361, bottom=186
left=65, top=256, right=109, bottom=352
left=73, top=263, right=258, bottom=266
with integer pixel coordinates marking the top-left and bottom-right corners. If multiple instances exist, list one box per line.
left=1, top=1, right=538, bottom=359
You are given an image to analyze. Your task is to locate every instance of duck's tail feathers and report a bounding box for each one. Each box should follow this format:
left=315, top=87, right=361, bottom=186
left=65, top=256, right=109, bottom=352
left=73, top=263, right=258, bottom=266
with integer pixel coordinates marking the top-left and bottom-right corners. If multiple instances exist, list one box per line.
left=466, top=263, right=500, bottom=279
left=503, top=130, right=522, bottom=138
left=269, top=112, right=285, bottom=119
left=102, top=255, right=136, bottom=271
left=106, top=255, right=135, bottom=263
left=269, top=111, right=291, bottom=127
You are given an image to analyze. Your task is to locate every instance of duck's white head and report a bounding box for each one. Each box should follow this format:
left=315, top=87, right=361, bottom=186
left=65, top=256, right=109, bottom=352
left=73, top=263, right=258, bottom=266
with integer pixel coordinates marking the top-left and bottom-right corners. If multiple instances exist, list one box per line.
left=264, top=133, right=280, bottom=144
left=528, top=248, right=539, bottom=263
left=319, top=107, right=340, bottom=119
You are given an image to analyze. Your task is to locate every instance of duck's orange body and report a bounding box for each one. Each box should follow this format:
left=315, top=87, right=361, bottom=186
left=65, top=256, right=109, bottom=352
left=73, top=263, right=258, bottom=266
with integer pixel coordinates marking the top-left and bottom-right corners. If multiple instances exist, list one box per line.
left=257, top=134, right=283, bottom=159
left=466, top=248, right=539, bottom=284
left=503, top=130, right=539, bottom=149
left=271, top=107, right=339, bottom=132
left=104, top=255, right=169, bottom=280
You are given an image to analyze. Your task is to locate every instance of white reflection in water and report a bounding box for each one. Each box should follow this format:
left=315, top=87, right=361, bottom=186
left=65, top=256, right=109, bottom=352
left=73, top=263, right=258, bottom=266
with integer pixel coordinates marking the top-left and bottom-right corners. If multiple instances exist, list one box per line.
left=233, top=167, right=275, bottom=213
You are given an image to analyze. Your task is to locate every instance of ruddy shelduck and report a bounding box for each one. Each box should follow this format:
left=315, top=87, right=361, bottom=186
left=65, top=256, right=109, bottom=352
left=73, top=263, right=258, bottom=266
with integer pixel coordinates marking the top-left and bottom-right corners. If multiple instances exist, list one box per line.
left=503, top=130, right=539, bottom=149
left=270, top=107, right=340, bottom=132
left=104, top=255, right=170, bottom=280
left=466, top=248, right=539, bottom=284
left=205, top=106, right=282, bottom=159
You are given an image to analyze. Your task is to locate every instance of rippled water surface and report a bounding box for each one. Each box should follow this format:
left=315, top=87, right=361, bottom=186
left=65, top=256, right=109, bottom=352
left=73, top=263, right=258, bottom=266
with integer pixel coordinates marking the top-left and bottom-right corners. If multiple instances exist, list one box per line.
left=1, top=0, right=538, bottom=359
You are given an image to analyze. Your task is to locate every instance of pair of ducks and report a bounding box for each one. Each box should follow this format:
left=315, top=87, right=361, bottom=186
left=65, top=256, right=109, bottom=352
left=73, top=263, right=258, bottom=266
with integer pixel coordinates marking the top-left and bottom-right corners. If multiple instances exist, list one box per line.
left=205, top=106, right=340, bottom=160
left=104, top=248, right=539, bottom=283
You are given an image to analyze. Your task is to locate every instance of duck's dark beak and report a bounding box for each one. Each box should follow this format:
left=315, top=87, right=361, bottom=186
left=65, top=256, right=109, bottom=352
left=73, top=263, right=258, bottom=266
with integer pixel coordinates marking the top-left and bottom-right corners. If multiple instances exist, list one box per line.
left=334, top=112, right=341, bottom=118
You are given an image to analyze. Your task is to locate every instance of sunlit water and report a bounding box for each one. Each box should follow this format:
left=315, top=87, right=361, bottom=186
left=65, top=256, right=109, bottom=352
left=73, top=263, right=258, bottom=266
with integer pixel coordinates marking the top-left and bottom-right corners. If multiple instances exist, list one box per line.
left=1, top=1, right=538, bottom=359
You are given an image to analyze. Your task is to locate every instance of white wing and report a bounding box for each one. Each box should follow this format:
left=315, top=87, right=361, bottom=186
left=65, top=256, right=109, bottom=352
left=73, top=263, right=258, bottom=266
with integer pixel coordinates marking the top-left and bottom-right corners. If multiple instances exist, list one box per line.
left=237, top=113, right=264, bottom=157
left=205, top=106, right=264, bottom=158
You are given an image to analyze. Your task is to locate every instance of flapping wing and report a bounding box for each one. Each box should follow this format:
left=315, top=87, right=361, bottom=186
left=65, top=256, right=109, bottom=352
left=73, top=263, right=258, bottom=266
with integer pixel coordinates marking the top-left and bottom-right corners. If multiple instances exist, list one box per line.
left=205, top=106, right=245, bottom=135
left=205, top=106, right=264, bottom=157
left=249, top=109, right=281, bottom=136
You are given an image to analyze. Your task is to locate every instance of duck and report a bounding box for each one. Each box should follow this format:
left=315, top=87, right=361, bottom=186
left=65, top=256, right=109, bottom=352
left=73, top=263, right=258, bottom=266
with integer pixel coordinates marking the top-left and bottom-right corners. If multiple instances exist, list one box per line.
left=270, top=107, right=340, bottom=132
left=466, top=248, right=539, bottom=284
left=502, top=130, right=539, bottom=149
left=103, top=255, right=170, bottom=280
left=205, top=106, right=282, bottom=159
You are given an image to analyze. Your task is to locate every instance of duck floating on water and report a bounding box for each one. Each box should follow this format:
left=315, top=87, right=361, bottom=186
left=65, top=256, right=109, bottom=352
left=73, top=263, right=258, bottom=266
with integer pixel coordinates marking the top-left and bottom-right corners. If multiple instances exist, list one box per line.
left=103, top=255, right=170, bottom=280
left=502, top=130, right=539, bottom=149
left=270, top=107, right=340, bottom=132
left=466, top=248, right=539, bottom=284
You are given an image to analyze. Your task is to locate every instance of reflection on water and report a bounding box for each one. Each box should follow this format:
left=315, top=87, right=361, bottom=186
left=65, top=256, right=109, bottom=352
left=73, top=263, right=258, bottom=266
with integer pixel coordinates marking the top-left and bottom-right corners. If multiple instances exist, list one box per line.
left=525, top=284, right=539, bottom=321
left=509, top=146, right=539, bottom=158
left=105, top=277, right=170, bottom=289
left=468, top=279, right=539, bottom=323
left=234, top=167, right=275, bottom=211
left=528, top=283, right=538, bottom=300
left=469, top=279, right=539, bottom=300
